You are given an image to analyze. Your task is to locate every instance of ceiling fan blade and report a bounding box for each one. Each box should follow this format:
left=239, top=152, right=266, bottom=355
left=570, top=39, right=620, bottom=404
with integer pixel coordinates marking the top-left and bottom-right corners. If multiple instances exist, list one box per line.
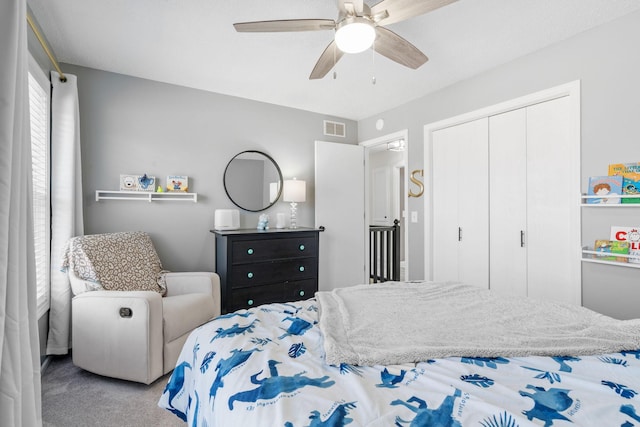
left=371, top=0, right=457, bottom=26
left=373, top=26, right=428, bottom=69
left=309, top=41, right=345, bottom=80
left=234, top=19, right=336, bottom=32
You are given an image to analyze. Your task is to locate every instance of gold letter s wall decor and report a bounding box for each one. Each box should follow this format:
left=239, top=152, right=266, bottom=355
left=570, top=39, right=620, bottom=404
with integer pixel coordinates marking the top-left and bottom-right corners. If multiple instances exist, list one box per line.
left=408, top=169, right=424, bottom=198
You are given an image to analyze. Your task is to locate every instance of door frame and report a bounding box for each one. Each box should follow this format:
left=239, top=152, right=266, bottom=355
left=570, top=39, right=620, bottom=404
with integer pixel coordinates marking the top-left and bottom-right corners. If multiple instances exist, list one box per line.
left=423, top=81, right=581, bottom=303
left=360, top=129, right=410, bottom=280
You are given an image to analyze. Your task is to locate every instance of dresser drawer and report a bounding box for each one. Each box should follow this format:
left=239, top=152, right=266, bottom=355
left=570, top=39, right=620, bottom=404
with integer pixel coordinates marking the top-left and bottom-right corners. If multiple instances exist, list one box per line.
left=232, top=236, right=317, bottom=263
left=230, top=257, right=317, bottom=288
left=283, top=279, right=317, bottom=302
left=228, top=279, right=317, bottom=311
left=228, top=282, right=284, bottom=311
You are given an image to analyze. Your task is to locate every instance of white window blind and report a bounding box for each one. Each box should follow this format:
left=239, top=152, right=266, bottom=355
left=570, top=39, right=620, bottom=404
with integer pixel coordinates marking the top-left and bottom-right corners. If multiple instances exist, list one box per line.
left=28, top=56, right=51, bottom=318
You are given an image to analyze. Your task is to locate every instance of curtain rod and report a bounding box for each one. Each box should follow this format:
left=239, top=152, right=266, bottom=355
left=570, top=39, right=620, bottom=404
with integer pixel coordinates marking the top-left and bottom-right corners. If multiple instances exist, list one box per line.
left=26, top=10, right=67, bottom=82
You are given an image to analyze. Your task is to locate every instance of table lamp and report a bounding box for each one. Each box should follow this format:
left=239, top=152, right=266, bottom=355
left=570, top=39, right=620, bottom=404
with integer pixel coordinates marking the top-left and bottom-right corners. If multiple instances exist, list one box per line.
left=283, top=178, right=306, bottom=229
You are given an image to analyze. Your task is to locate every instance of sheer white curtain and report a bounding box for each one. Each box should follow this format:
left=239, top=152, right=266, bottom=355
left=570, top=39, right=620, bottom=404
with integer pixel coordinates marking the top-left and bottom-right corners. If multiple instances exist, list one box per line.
left=0, top=0, right=43, bottom=425
left=46, top=71, right=84, bottom=355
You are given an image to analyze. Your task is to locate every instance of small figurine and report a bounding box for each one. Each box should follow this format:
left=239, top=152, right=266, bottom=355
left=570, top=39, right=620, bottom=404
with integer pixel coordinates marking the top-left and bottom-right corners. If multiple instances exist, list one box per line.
left=257, top=214, right=269, bottom=230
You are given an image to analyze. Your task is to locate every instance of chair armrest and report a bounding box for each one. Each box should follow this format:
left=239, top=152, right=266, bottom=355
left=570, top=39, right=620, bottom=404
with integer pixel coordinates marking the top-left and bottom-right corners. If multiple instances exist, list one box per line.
left=164, top=272, right=221, bottom=316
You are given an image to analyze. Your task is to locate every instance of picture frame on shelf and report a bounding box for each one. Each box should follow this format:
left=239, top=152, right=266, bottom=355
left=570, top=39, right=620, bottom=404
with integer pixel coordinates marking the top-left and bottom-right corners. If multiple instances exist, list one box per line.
left=166, top=175, right=189, bottom=192
left=119, top=174, right=138, bottom=191
left=137, top=174, right=156, bottom=192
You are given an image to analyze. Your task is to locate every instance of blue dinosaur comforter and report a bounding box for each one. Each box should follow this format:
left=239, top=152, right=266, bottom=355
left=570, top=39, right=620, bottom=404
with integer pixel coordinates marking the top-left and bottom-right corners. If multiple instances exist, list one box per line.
left=159, top=299, right=640, bottom=426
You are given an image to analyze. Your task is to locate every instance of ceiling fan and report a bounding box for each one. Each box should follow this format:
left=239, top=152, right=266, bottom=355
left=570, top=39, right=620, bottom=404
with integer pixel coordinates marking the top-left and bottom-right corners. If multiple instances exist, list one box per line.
left=233, top=0, right=457, bottom=79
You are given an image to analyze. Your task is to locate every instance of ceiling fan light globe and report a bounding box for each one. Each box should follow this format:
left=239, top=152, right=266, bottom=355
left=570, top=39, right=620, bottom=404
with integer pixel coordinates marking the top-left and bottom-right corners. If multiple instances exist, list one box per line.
left=335, top=20, right=375, bottom=54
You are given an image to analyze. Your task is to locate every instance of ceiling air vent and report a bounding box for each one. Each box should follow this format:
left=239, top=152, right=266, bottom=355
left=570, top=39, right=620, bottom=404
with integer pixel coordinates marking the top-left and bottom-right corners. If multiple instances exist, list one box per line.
left=324, top=120, right=346, bottom=138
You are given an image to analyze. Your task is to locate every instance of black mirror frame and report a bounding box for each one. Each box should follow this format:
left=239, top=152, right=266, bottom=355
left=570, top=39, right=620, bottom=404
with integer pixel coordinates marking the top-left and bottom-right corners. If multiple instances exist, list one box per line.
left=223, top=150, right=283, bottom=212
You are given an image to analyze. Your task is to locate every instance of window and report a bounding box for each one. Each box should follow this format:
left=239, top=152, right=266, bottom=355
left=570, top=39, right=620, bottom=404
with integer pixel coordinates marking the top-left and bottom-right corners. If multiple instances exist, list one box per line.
left=28, top=55, right=51, bottom=318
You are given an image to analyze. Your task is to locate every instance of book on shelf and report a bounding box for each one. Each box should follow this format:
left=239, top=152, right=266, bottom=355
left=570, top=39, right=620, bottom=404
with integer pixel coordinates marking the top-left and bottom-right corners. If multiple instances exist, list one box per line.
left=608, top=162, right=640, bottom=203
left=586, top=175, right=622, bottom=204
left=621, top=175, right=640, bottom=204
left=608, top=162, right=640, bottom=176
left=593, top=239, right=630, bottom=262
left=610, top=226, right=640, bottom=264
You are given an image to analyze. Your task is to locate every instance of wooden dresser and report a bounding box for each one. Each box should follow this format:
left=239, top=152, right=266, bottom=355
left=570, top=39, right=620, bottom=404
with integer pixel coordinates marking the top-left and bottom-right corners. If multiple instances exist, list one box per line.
left=211, top=227, right=321, bottom=312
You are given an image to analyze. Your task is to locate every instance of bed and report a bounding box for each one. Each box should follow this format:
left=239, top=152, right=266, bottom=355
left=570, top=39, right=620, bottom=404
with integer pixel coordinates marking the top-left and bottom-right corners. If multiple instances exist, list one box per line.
left=159, top=281, right=640, bottom=426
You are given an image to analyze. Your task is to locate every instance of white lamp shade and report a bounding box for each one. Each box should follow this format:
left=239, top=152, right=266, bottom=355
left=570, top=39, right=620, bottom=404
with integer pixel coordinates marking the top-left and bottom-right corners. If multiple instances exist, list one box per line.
left=283, top=179, right=306, bottom=203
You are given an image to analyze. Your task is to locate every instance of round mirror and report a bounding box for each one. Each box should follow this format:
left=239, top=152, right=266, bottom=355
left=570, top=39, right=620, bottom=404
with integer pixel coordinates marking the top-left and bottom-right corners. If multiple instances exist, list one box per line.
left=223, top=150, right=283, bottom=212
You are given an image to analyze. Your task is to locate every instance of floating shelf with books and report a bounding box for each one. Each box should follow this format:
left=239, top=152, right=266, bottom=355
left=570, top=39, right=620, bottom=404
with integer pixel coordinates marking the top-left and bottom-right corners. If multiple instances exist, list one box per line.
left=95, top=190, right=198, bottom=203
left=581, top=247, right=640, bottom=269
left=581, top=162, right=640, bottom=271
left=581, top=193, right=640, bottom=206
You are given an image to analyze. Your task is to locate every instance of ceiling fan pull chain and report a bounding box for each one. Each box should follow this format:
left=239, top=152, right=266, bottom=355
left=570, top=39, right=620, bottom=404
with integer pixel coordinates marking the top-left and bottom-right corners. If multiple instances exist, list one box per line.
left=333, top=43, right=338, bottom=80
left=371, top=37, right=376, bottom=85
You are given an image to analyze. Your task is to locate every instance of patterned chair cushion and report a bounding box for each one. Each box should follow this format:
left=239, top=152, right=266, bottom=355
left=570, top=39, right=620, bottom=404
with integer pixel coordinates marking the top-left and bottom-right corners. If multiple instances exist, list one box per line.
left=62, top=231, right=166, bottom=294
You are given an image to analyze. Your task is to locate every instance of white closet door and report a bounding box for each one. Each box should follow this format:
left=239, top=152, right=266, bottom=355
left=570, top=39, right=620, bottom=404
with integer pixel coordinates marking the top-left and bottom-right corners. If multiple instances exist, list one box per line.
left=489, top=108, right=528, bottom=297
left=525, top=96, right=577, bottom=304
left=432, top=127, right=460, bottom=283
left=458, top=119, right=489, bottom=289
left=432, top=119, right=489, bottom=288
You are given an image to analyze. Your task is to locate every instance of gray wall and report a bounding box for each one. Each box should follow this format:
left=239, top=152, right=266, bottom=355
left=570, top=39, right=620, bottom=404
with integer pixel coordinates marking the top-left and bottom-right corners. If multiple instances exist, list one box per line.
left=358, top=10, right=640, bottom=319
left=66, top=63, right=357, bottom=272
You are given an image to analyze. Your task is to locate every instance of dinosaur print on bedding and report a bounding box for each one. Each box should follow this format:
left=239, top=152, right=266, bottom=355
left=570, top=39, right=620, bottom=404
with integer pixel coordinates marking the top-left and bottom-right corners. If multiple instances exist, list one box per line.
left=159, top=297, right=640, bottom=426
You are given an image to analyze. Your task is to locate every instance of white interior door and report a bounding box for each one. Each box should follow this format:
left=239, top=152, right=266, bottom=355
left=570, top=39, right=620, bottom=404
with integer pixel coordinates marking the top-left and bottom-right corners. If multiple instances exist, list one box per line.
left=372, top=167, right=391, bottom=225
left=489, top=108, right=528, bottom=297
left=315, top=141, right=366, bottom=291
left=432, top=119, right=489, bottom=288
left=432, top=127, right=461, bottom=283
left=526, top=96, right=578, bottom=304
left=456, top=119, right=489, bottom=289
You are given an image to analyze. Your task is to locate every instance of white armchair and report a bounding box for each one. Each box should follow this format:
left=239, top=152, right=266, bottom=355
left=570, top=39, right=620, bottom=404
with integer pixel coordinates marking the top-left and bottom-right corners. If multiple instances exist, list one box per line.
left=64, top=231, right=221, bottom=384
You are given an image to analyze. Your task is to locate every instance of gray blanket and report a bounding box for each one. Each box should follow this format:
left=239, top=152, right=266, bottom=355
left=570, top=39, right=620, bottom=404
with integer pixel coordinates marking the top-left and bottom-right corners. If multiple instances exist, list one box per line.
left=316, top=281, right=640, bottom=366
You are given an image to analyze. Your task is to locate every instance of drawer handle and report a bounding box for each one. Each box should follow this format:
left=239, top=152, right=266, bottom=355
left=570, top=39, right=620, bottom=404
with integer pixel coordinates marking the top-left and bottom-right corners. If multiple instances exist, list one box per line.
left=299, top=266, right=305, bottom=272
left=247, top=299, right=254, bottom=306
left=247, top=248, right=254, bottom=255
left=247, top=272, right=254, bottom=279
left=299, top=244, right=305, bottom=251
left=299, top=290, right=305, bottom=297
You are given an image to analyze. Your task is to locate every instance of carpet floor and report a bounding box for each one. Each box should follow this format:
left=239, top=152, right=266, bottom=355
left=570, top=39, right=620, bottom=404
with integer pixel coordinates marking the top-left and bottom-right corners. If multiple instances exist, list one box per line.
left=41, top=355, right=184, bottom=426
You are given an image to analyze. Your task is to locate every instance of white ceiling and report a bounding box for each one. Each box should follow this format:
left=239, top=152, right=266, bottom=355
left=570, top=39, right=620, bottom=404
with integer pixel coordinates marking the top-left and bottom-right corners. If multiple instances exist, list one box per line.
left=28, top=0, right=640, bottom=120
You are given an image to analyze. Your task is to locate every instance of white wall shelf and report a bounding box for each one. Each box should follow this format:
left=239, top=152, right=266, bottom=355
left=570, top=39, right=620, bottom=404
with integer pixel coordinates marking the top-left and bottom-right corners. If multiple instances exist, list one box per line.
left=580, top=192, right=640, bottom=269
left=581, top=193, right=640, bottom=206
left=581, top=247, right=640, bottom=269
left=96, top=190, right=198, bottom=203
